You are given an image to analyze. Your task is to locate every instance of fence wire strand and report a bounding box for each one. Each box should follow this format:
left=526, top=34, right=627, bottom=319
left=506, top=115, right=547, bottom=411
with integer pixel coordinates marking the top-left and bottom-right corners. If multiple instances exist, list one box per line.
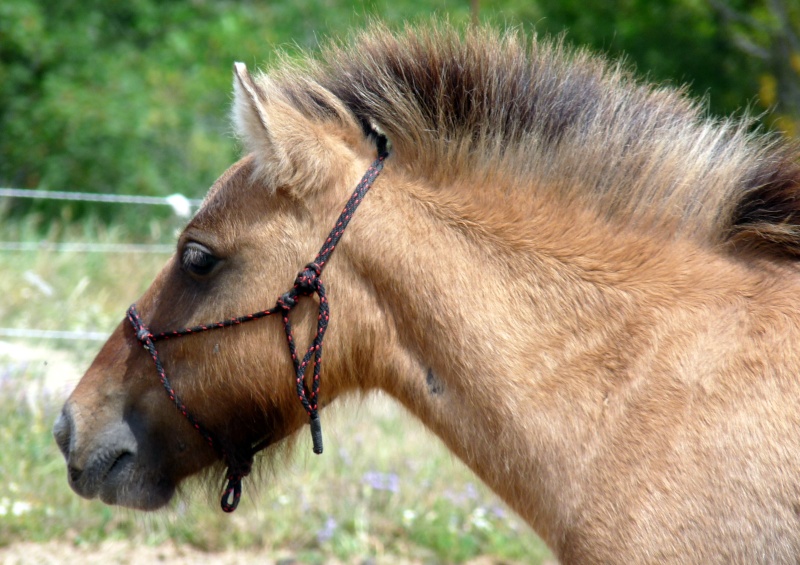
left=0, top=328, right=109, bottom=341
left=0, top=187, right=202, bottom=207
left=0, top=242, right=174, bottom=253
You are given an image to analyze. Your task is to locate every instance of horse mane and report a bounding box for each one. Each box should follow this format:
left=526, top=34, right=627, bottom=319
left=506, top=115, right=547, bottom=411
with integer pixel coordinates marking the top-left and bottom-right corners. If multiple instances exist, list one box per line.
left=265, top=22, right=800, bottom=258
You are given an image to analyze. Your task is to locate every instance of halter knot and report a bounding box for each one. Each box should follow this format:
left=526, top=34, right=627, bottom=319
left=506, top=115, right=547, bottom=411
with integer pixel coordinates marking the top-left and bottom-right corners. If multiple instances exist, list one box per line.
left=136, top=328, right=152, bottom=342
left=294, top=262, right=322, bottom=295
left=277, top=292, right=298, bottom=310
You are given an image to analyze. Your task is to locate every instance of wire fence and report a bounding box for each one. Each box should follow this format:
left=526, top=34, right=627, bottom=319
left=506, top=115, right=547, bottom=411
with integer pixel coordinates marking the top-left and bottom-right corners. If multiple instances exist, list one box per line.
left=1, top=187, right=191, bottom=342
left=0, top=242, right=174, bottom=253
left=0, top=188, right=202, bottom=216
left=0, top=328, right=109, bottom=341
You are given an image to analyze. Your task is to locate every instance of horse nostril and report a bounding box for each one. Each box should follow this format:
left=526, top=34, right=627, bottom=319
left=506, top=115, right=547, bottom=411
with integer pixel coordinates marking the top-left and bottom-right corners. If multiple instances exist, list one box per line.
left=53, top=408, right=73, bottom=458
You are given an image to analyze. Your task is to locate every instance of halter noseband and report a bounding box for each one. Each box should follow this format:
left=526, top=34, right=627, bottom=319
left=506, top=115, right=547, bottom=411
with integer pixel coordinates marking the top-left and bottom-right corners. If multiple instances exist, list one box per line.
left=127, top=140, right=388, bottom=512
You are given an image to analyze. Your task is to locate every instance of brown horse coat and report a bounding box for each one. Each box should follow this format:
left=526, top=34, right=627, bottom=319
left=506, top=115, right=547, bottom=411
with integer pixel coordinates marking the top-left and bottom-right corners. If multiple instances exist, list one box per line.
left=55, top=23, right=800, bottom=563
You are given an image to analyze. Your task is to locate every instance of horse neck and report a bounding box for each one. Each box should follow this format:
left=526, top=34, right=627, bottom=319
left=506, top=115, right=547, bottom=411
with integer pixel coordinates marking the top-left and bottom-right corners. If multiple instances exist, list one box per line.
left=329, top=167, right=796, bottom=542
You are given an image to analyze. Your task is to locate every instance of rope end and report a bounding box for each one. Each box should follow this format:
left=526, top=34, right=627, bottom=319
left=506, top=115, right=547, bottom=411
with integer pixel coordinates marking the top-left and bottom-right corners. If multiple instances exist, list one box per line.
left=310, top=413, right=323, bottom=454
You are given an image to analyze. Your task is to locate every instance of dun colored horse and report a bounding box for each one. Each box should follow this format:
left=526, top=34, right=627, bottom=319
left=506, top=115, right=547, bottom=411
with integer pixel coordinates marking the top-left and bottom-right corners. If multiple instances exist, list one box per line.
left=54, top=23, right=800, bottom=562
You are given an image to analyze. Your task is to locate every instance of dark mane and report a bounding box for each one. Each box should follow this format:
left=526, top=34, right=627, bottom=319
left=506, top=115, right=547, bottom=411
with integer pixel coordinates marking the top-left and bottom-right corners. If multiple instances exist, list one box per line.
left=269, top=22, right=800, bottom=258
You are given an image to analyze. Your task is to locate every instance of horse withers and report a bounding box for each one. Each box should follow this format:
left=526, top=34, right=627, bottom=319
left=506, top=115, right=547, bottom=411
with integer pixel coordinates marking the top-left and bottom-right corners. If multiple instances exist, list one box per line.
left=54, top=23, right=800, bottom=562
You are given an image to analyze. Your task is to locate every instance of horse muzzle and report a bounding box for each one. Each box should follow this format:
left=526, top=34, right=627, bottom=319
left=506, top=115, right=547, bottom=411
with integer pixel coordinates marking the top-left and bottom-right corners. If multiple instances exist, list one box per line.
left=53, top=404, right=175, bottom=510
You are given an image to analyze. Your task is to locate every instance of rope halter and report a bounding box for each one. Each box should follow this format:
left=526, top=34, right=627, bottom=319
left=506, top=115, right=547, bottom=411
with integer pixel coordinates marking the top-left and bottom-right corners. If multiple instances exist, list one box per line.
left=128, top=140, right=388, bottom=512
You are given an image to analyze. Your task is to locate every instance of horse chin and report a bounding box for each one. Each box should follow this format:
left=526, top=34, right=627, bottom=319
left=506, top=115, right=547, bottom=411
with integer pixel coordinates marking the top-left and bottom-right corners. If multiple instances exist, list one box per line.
left=96, top=455, right=176, bottom=511
left=66, top=445, right=176, bottom=510
left=63, top=451, right=175, bottom=510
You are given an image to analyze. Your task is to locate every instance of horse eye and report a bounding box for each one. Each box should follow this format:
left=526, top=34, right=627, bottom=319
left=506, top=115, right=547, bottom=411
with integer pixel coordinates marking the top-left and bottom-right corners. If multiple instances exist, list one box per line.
left=181, top=243, right=219, bottom=276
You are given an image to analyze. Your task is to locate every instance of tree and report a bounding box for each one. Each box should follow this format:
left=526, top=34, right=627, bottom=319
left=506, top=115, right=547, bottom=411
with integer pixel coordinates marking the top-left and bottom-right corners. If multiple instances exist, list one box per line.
left=711, top=0, right=800, bottom=136
left=482, top=0, right=799, bottom=135
left=1, top=0, right=795, bottom=231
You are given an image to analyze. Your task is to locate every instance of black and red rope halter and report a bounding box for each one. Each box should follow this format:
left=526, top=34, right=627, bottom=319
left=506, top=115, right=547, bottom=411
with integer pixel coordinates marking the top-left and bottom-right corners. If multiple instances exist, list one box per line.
left=127, top=136, right=389, bottom=512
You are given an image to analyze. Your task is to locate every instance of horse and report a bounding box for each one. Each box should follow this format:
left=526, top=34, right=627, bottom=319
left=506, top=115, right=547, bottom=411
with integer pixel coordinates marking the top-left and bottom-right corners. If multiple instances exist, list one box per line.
left=53, top=22, right=800, bottom=562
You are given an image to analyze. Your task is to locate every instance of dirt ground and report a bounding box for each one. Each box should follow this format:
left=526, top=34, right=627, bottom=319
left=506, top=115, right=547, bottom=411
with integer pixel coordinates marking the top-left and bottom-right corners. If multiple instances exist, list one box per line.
left=0, top=540, right=383, bottom=564
left=0, top=540, right=545, bottom=565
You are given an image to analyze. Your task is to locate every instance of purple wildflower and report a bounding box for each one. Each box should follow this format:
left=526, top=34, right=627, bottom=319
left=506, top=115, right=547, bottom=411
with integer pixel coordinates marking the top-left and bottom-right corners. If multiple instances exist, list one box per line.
left=362, top=471, right=400, bottom=493
left=316, top=516, right=338, bottom=544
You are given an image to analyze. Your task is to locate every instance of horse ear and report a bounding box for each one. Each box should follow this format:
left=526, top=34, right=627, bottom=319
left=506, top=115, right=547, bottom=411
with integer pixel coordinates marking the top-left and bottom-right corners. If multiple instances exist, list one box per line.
left=232, top=62, right=358, bottom=196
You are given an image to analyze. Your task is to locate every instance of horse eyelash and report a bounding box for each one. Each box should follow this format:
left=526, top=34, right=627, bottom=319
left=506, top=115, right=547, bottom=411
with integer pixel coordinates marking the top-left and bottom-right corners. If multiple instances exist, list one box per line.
left=181, top=243, right=218, bottom=275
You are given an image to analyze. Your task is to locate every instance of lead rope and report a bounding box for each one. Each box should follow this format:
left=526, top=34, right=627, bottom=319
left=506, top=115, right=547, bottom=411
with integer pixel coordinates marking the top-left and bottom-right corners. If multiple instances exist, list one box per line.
left=128, top=140, right=388, bottom=512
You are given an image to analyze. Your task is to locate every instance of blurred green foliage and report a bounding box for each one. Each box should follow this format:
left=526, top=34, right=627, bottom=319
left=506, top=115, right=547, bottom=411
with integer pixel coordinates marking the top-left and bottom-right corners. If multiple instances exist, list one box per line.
left=522, top=0, right=800, bottom=134
left=0, top=0, right=797, bottom=230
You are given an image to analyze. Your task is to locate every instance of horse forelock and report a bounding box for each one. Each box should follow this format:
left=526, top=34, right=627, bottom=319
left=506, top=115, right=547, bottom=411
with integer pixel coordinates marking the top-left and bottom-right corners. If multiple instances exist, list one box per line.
left=261, top=21, right=800, bottom=258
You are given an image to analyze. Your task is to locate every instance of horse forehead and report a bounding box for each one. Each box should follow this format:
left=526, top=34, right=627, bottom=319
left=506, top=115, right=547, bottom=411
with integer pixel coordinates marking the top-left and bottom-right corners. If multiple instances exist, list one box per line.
left=191, top=154, right=267, bottom=230
left=204, top=154, right=258, bottom=204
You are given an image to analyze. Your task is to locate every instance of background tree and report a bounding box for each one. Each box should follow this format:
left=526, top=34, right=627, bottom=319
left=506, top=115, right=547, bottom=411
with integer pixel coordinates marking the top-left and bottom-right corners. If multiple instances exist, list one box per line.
left=1, top=0, right=796, bottom=231
left=710, top=0, right=800, bottom=135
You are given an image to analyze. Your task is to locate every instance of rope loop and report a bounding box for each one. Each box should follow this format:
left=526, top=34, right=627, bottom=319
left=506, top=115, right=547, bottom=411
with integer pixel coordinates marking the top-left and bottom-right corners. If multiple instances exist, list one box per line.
left=221, top=474, right=243, bottom=513
left=220, top=457, right=253, bottom=512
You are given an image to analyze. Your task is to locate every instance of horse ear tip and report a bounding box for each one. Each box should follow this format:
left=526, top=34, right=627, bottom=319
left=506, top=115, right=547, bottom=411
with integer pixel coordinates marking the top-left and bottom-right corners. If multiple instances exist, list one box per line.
left=233, top=62, right=248, bottom=78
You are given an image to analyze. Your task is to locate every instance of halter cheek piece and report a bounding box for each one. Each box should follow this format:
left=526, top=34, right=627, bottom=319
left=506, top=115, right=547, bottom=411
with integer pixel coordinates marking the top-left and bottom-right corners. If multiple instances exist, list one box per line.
left=127, top=139, right=388, bottom=512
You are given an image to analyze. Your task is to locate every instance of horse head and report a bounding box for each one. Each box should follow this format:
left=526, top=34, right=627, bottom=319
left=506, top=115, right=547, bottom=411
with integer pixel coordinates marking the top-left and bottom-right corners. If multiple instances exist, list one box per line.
left=54, top=62, right=396, bottom=510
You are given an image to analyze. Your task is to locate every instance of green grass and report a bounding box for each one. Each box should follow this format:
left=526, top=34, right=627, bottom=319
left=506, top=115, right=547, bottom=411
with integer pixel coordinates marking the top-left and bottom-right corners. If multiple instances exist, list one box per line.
left=0, top=218, right=553, bottom=563
left=0, top=216, right=180, bottom=338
